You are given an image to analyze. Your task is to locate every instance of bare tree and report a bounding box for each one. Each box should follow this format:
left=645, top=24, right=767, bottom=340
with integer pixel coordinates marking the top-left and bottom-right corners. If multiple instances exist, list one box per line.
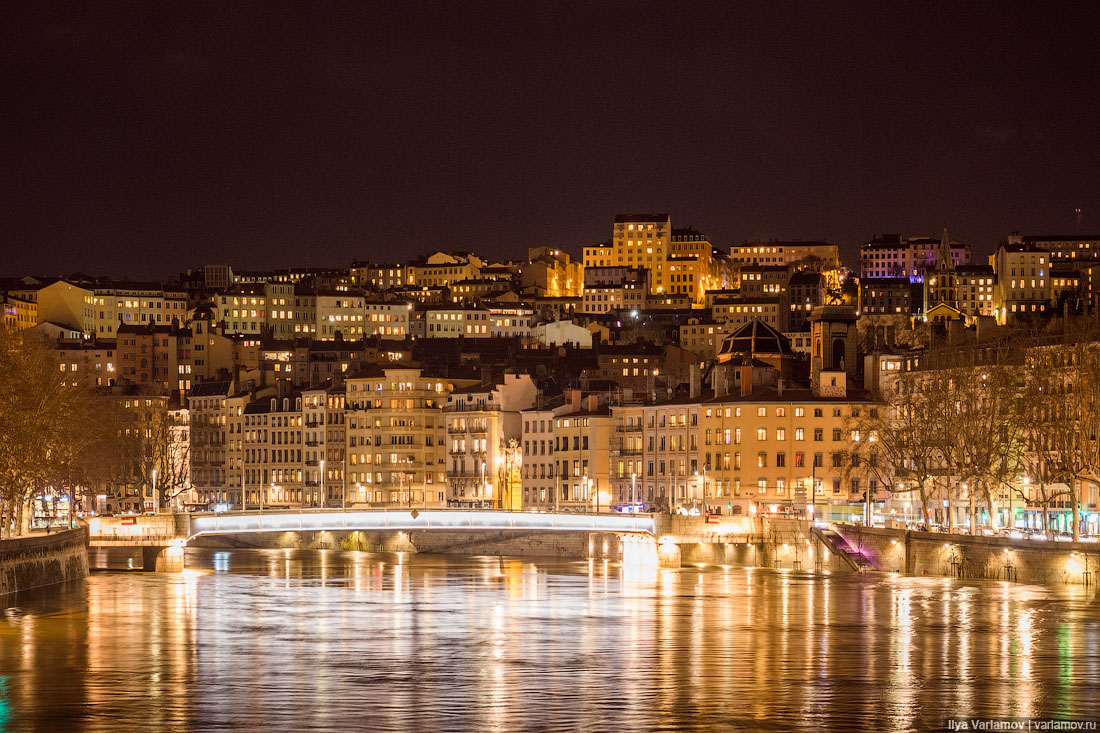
left=848, top=373, right=940, bottom=527
left=0, top=327, right=129, bottom=535
left=1020, top=336, right=1100, bottom=540
left=932, top=346, right=1027, bottom=533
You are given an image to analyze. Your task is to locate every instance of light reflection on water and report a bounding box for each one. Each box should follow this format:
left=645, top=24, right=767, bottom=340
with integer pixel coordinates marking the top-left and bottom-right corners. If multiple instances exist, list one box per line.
left=0, top=548, right=1098, bottom=731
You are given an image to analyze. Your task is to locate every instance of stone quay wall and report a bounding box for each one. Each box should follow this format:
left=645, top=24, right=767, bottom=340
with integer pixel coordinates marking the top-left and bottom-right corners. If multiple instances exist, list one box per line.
left=0, top=528, right=89, bottom=596
left=675, top=518, right=1100, bottom=585
left=834, top=524, right=1100, bottom=585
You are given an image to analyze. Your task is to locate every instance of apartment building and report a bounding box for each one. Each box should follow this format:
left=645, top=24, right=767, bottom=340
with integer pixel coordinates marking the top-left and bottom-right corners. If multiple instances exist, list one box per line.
left=344, top=366, right=451, bottom=507
left=90, top=282, right=189, bottom=336
left=314, top=290, right=366, bottom=340
left=679, top=317, right=725, bottom=358
left=694, top=385, right=878, bottom=520
left=15, top=279, right=95, bottom=335
left=711, top=296, right=784, bottom=332
left=364, top=301, right=412, bottom=337
left=787, top=272, right=825, bottom=331
left=668, top=228, right=728, bottom=305
left=217, top=284, right=269, bottom=336
left=860, top=234, right=968, bottom=280
left=1012, top=234, right=1100, bottom=263
left=351, top=262, right=410, bottom=291
left=410, top=251, right=484, bottom=288
left=611, top=214, right=671, bottom=295
left=729, top=241, right=839, bottom=269
left=424, top=306, right=493, bottom=338
left=56, top=339, right=118, bottom=388
left=993, top=243, right=1051, bottom=322
left=581, top=266, right=648, bottom=314
left=520, top=404, right=570, bottom=510
left=553, top=393, right=613, bottom=512
left=860, top=278, right=920, bottom=315
left=188, top=380, right=234, bottom=507
left=609, top=402, right=648, bottom=508
left=582, top=241, right=615, bottom=269
left=115, top=323, right=190, bottom=396
left=519, top=247, right=583, bottom=298
left=2, top=291, right=37, bottom=330
left=444, top=374, right=537, bottom=509
left=302, top=383, right=346, bottom=506
left=243, top=393, right=306, bottom=508
left=265, top=282, right=297, bottom=339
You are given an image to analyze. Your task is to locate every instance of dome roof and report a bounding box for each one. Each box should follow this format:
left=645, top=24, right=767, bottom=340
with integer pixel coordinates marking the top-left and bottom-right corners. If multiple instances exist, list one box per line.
left=717, top=319, right=793, bottom=359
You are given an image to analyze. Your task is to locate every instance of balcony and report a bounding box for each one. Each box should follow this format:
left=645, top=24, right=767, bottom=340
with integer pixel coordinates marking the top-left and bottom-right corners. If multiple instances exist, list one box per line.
left=305, top=459, right=320, bottom=466
left=467, top=425, right=487, bottom=435
left=446, top=426, right=466, bottom=434
left=615, top=423, right=643, bottom=433
left=305, top=440, right=321, bottom=446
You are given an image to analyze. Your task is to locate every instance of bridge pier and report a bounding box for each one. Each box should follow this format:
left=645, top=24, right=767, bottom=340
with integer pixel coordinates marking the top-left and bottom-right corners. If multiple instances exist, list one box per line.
left=141, top=545, right=184, bottom=573
left=658, top=540, right=681, bottom=568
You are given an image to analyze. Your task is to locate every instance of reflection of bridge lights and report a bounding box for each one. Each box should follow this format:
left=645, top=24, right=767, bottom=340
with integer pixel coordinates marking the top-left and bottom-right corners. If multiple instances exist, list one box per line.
left=620, top=534, right=658, bottom=567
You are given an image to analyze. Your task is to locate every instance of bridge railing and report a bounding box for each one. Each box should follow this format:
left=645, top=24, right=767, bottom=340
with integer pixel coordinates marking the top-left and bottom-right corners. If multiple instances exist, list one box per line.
left=188, top=509, right=656, bottom=539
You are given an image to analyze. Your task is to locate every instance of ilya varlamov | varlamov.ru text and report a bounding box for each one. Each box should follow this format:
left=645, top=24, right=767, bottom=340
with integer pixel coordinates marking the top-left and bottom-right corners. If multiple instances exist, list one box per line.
left=945, top=720, right=1097, bottom=731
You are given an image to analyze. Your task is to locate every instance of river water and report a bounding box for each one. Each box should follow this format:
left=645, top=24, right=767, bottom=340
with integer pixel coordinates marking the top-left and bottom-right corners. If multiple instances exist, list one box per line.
left=0, top=548, right=1098, bottom=731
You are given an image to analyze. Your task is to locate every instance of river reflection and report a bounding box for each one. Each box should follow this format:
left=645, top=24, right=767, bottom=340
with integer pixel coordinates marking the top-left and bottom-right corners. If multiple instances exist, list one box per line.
left=1, top=549, right=1098, bottom=731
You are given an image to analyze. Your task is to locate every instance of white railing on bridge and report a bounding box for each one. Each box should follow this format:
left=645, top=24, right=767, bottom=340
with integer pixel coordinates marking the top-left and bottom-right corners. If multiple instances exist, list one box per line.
left=187, top=509, right=656, bottom=539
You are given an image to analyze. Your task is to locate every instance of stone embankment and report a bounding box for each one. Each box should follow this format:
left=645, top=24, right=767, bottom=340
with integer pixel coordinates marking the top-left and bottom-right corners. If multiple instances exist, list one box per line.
left=829, top=524, right=1100, bottom=585
left=0, top=528, right=89, bottom=595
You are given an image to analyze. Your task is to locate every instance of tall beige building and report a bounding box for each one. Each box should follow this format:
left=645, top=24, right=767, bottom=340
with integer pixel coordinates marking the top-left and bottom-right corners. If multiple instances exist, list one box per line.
left=612, top=214, right=672, bottom=295
left=344, top=366, right=452, bottom=507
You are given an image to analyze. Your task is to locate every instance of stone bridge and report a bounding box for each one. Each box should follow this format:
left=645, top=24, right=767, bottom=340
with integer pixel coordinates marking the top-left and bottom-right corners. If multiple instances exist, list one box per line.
left=86, top=509, right=759, bottom=570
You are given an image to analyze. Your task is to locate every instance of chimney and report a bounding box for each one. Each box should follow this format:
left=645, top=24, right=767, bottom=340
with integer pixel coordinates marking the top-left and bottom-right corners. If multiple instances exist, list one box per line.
left=740, top=363, right=754, bottom=397
left=689, top=363, right=701, bottom=400
left=777, top=377, right=784, bottom=397
left=713, top=363, right=727, bottom=398
left=570, top=389, right=582, bottom=411
left=587, top=394, right=599, bottom=412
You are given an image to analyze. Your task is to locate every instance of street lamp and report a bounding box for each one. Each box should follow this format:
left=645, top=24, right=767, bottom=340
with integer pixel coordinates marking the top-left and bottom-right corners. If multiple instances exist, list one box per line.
left=320, top=459, right=325, bottom=509
left=693, top=469, right=707, bottom=516
left=151, top=469, right=158, bottom=514
left=631, top=472, right=637, bottom=509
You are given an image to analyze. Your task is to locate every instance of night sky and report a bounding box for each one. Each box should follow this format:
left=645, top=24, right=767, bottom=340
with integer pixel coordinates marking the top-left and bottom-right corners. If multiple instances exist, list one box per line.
left=3, top=2, right=1099, bottom=280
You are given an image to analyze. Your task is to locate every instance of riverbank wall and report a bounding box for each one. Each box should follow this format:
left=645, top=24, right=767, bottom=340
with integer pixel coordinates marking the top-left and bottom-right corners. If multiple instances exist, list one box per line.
left=0, top=528, right=89, bottom=595
left=669, top=517, right=1099, bottom=585
left=830, top=524, right=1100, bottom=585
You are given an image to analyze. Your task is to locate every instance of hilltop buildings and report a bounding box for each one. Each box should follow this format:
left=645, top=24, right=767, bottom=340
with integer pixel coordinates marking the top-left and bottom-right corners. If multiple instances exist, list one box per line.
left=8, top=213, right=1100, bottom=531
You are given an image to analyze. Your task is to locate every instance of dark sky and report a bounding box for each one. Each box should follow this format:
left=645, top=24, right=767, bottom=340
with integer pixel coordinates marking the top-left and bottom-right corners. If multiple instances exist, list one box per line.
left=3, top=2, right=1100, bottom=281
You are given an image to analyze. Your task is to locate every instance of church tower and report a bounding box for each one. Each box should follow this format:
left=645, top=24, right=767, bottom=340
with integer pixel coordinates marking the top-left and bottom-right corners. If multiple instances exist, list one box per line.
left=929, top=228, right=958, bottom=308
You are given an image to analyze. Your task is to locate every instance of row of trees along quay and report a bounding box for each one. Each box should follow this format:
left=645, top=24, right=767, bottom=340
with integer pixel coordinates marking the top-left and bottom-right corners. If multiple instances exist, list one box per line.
left=0, top=326, right=189, bottom=538
left=850, top=317, right=1100, bottom=541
